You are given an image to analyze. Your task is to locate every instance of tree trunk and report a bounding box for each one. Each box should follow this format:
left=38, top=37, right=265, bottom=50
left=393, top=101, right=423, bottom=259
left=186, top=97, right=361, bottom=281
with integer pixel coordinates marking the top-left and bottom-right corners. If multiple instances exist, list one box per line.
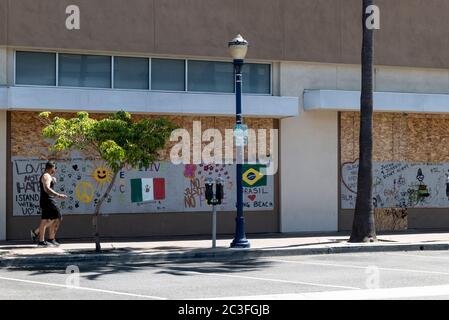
left=349, top=0, right=377, bottom=243
left=92, top=169, right=120, bottom=252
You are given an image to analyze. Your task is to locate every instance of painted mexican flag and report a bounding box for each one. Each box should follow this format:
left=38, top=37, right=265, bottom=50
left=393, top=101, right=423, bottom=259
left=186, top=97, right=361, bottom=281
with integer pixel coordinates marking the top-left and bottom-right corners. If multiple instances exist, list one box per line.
left=130, top=178, right=165, bottom=203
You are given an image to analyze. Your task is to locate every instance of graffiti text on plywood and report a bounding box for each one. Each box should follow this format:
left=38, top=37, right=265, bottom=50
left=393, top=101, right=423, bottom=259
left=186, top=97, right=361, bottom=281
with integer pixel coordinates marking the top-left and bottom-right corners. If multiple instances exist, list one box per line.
left=14, top=160, right=46, bottom=215
left=341, top=160, right=449, bottom=209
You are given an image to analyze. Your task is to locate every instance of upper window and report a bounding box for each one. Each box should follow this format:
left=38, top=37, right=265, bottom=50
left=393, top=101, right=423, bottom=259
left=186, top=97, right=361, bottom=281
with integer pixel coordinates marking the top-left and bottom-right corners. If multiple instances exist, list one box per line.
left=59, top=54, right=111, bottom=88
left=188, top=61, right=234, bottom=93
left=15, top=51, right=56, bottom=86
left=242, top=63, right=271, bottom=94
left=151, top=58, right=185, bottom=91
left=114, top=56, right=149, bottom=90
left=15, top=51, right=271, bottom=94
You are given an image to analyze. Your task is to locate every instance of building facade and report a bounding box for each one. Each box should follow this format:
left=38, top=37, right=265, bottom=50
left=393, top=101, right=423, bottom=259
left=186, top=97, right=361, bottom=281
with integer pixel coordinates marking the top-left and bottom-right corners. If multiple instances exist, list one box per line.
left=2, top=0, right=449, bottom=240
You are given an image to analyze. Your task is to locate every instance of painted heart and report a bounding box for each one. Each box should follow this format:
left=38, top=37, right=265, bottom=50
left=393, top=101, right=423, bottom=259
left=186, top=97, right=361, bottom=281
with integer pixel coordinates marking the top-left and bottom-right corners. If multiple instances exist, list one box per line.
left=248, top=195, right=256, bottom=201
left=341, top=159, right=359, bottom=194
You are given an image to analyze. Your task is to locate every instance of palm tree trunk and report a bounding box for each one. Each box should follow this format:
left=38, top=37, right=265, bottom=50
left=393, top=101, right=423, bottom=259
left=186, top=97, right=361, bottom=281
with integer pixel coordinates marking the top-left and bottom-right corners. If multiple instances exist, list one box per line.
left=92, top=170, right=119, bottom=252
left=349, top=0, right=377, bottom=243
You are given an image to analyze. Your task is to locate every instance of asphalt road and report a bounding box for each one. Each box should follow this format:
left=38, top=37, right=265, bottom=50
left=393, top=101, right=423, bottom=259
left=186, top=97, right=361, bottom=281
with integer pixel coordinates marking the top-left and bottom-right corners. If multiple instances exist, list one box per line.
left=2, top=250, right=449, bottom=300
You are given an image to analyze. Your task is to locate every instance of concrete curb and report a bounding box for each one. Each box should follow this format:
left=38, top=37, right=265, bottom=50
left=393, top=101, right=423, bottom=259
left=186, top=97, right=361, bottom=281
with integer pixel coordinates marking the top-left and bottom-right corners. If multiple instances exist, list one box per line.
left=1, top=242, right=449, bottom=268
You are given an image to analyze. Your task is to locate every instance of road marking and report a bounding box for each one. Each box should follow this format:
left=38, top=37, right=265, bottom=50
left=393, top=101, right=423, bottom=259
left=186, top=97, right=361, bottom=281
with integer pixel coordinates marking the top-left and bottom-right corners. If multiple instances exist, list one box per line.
left=385, top=252, right=449, bottom=260
left=267, top=258, right=449, bottom=276
left=178, top=270, right=360, bottom=290
left=205, top=284, right=449, bottom=300
left=0, top=275, right=166, bottom=300
left=118, top=264, right=360, bottom=290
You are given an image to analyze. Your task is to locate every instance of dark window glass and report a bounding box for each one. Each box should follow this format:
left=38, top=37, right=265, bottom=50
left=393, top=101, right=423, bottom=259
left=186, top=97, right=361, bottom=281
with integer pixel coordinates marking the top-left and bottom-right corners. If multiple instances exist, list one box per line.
left=243, top=63, right=271, bottom=94
left=187, top=61, right=234, bottom=93
left=151, top=59, right=185, bottom=91
left=16, top=51, right=56, bottom=86
left=114, top=57, right=149, bottom=90
left=59, top=54, right=111, bottom=88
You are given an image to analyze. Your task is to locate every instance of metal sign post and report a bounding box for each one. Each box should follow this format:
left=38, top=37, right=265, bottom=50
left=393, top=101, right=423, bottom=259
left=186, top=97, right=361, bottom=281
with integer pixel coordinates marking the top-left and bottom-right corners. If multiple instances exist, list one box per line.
left=212, top=202, right=217, bottom=248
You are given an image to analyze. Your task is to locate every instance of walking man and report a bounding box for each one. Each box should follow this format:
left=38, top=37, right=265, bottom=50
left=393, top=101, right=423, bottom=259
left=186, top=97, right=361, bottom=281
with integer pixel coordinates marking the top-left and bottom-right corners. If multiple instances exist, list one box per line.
left=33, top=161, right=67, bottom=247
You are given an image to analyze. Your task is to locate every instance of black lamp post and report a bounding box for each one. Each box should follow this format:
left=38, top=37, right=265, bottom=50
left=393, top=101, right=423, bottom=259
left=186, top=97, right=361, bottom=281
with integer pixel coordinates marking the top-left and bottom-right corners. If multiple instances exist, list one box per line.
left=229, top=34, right=250, bottom=249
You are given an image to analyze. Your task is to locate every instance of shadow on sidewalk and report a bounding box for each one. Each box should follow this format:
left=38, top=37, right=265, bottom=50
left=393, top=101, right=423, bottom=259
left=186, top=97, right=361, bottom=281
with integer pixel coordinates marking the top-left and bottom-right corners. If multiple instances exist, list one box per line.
left=0, top=245, right=39, bottom=250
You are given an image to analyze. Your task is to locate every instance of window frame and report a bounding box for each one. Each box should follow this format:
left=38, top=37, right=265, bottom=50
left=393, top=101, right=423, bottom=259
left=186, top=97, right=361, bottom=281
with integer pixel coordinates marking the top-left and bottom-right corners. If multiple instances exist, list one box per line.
left=186, top=59, right=235, bottom=94
left=150, top=57, right=187, bottom=93
left=14, top=50, right=58, bottom=87
left=13, top=50, right=272, bottom=95
left=57, top=53, right=113, bottom=89
left=184, top=57, right=272, bottom=96
left=112, top=55, right=151, bottom=91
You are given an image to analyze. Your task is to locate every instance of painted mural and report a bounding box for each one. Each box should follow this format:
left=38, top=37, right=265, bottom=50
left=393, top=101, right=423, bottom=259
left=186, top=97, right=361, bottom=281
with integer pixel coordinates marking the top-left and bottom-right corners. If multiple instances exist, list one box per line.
left=341, top=160, right=449, bottom=209
left=13, top=157, right=274, bottom=216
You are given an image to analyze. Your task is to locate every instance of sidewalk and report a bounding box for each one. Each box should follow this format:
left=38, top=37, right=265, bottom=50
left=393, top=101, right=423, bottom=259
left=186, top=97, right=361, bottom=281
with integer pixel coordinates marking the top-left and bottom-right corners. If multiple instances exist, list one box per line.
left=1, top=231, right=449, bottom=268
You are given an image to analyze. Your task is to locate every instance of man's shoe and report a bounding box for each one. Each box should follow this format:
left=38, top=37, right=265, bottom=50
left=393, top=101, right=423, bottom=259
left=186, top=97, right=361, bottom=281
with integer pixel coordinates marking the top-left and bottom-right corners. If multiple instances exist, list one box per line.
left=47, top=239, right=60, bottom=247
left=30, top=230, right=38, bottom=243
left=37, top=241, right=48, bottom=247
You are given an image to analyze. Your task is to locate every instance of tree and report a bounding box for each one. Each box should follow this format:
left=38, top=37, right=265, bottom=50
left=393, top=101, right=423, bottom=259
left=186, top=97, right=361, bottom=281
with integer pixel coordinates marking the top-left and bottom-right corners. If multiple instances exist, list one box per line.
left=39, top=111, right=177, bottom=251
left=349, top=0, right=377, bottom=243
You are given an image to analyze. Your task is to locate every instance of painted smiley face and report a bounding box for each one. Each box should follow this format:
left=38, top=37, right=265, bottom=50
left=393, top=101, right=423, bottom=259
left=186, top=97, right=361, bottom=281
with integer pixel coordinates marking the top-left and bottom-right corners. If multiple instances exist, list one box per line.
left=92, top=166, right=112, bottom=185
left=97, top=170, right=107, bottom=179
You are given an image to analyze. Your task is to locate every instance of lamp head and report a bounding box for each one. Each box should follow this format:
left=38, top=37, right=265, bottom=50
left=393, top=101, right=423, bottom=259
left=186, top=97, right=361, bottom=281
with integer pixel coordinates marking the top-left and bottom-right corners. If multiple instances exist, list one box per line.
left=228, top=34, right=248, bottom=60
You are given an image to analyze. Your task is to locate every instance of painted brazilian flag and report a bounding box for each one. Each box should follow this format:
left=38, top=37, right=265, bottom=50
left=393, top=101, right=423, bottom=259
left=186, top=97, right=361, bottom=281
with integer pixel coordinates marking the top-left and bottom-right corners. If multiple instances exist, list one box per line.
left=130, top=178, right=165, bottom=203
left=242, top=164, right=267, bottom=187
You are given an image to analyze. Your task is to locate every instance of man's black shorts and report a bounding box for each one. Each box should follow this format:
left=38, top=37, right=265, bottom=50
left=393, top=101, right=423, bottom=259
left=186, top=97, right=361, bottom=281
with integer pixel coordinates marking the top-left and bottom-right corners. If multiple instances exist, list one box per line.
left=40, top=201, right=61, bottom=220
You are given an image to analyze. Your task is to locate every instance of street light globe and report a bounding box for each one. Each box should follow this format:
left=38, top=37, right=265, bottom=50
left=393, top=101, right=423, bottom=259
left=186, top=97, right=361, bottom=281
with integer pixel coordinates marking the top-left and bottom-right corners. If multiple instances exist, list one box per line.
left=228, top=34, right=248, bottom=60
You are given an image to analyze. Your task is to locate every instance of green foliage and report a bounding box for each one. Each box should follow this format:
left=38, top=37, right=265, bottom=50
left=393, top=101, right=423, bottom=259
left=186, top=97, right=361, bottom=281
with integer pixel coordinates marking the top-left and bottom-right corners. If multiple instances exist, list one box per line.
left=39, top=112, right=51, bottom=119
left=40, top=111, right=97, bottom=152
left=39, top=111, right=177, bottom=172
left=99, top=140, right=125, bottom=172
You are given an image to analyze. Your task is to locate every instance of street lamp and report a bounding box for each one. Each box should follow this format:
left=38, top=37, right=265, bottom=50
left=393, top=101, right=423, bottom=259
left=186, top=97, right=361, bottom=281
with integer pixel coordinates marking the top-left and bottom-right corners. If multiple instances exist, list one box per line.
left=229, top=34, right=250, bottom=249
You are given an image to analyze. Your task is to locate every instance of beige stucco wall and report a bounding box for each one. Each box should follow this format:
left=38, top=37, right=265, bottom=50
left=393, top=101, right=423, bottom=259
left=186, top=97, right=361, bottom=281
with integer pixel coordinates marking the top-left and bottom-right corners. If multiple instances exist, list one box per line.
left=0, top=111, right=6, bottom=240
left=3, top=1, right=449, bottom=69
left=279, top=62, right=341, bottom=232
left=280, top=110, right=339, bottom=232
